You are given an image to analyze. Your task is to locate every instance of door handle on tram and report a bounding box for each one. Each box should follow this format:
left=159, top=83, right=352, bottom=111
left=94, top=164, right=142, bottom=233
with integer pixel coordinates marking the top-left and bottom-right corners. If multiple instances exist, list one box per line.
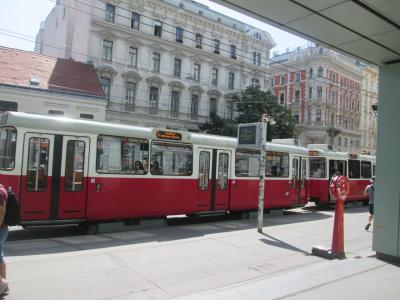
left=234, top=182, right=239, bottom=191
left=96, top=183, right=101, bottom=192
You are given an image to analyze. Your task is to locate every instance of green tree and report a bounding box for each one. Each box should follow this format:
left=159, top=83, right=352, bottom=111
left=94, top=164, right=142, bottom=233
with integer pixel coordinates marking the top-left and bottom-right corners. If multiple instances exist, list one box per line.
left=199, top=112, right=235, bottom=136
left=200, top=86, right=296, bottom=141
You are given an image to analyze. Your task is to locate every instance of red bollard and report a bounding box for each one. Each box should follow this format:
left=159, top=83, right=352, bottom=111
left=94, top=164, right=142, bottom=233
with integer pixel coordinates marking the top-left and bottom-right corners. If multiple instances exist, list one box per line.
left=312, top=175, right=349, bottom=259
left=330, top=176, right=349, bottom=258
left=331, top=194, right=345, bottom=257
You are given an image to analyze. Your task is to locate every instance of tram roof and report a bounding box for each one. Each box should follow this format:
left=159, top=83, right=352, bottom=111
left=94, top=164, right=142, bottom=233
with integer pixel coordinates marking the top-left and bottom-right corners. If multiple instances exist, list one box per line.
left=308, top=144, right=376, bottom=161
left=1, top=112, right=307, bottom=154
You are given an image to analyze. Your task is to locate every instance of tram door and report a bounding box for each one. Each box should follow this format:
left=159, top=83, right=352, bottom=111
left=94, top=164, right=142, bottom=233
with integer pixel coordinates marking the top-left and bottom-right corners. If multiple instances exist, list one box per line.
left=290, top=157, right=305, bottom=205
left=20, top=133, right=54, bottom=221
left=20, top=133, right=89, bottom=221
left=58, top=136, right=89, bottom=220
left=197, top=149, right=231, bottom=211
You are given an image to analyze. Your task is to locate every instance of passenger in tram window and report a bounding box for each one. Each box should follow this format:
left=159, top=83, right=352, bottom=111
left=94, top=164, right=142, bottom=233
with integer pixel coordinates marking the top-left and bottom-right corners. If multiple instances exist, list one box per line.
left=279, top=167, right=287, bottom=177
left=312, top=167, right=322, bottom=178
left=271, top=165, right=278, bottom=177
left=134, top=161, right=145, bottom=175
left=0, top=184, right=9, bottom=295
left=151, top=160, right=162, bottom=175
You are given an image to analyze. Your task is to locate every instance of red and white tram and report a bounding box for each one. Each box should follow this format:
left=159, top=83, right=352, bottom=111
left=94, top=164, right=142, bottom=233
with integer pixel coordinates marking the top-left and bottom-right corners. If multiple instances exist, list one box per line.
left=307, top=144, right=376, bottom=205
left=0, top=112, right=309, bottom=228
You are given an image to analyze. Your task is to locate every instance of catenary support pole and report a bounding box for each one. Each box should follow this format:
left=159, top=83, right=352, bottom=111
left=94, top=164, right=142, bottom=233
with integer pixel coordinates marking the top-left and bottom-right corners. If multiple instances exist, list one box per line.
left=257, top=115, right=267, bottom=233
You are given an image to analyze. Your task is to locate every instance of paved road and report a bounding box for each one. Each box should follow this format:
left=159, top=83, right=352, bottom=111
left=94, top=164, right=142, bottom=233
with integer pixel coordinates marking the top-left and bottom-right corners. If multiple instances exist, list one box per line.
left=3, top=205, right=400, bottom=299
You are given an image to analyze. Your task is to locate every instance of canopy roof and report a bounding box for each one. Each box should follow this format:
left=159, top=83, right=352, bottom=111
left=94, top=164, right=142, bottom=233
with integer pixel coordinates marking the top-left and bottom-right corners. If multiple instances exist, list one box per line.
left=214, top=0, right=400, bottom=65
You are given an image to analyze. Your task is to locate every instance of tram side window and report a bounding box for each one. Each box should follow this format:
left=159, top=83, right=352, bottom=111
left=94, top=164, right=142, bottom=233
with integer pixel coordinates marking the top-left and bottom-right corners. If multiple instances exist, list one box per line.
left=96, top=135, right=149, bottom=174
left=372, top=164, right=376, bottom=177
left=65, top=140, right=85, bottom=192
left=198, top=151, right=210, bottom=190
left=309, top=158, right=326, bottom=178
left=235, top=149, right=260, bottom=177
left=348, top=159, right=361, bottom=178
left=26, top=137, right=49, bottom=191
left=151, top=142, right=192, bottom=176
left=265, top=151, right=289, bottom=178
left=0, top=127, right=16, bottom=170
left=361, top=161, right=371, bottom=178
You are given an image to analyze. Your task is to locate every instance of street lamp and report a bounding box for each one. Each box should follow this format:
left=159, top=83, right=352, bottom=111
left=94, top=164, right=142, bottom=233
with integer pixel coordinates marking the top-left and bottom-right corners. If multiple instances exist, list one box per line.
left=371, top=103, right=378, bottom=119
left=327, top=127, right=340, bottom=146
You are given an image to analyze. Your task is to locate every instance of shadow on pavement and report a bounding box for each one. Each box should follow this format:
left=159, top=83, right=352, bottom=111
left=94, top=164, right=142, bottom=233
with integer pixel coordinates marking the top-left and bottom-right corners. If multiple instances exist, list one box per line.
left=6, top=208, right=330, bottom=257
left=260, top=233, right=310, bottom=256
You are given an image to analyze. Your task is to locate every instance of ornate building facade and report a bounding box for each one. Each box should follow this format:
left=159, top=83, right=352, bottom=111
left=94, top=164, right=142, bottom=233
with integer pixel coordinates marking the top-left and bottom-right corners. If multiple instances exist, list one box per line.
left=269, top=46, right=367, bottom=152
left=35, top=0, right=275, bottom=130
left=360, top=65, right=378, bottom=155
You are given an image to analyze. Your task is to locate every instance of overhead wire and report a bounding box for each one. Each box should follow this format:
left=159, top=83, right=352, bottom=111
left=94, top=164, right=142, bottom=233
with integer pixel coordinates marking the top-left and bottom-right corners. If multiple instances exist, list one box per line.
left=0, top=0, right=379, bottom=123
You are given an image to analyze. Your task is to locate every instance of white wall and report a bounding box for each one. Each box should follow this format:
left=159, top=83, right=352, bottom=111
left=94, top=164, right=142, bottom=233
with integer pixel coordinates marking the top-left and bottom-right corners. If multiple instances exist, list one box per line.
left=0, top=87, right=106, bottom=121
left=373, top=62, right=400, bottom=258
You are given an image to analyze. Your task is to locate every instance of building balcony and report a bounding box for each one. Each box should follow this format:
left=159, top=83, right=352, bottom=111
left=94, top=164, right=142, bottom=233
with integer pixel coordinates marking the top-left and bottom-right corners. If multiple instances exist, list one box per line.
left=300, top=121, right=326, bottom=131
left=124, top=103, right=135, bottom=112
left=289, top=100, right=301, bottom=108
left=170, top=111, right=179, bottom=118
left=106, top=101, right=209, bottom=125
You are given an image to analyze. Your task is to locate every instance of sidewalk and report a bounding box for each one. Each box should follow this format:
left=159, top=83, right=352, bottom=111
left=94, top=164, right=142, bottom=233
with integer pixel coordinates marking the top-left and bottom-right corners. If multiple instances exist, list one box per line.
left=3, top=206, right=400, bottom=299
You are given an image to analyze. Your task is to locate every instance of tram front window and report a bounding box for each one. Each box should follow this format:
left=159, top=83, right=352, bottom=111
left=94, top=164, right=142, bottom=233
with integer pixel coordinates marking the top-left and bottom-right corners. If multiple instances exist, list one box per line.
left=0, top=127, right=16, bottom=170
left=309, top=158, right=326, bottom=178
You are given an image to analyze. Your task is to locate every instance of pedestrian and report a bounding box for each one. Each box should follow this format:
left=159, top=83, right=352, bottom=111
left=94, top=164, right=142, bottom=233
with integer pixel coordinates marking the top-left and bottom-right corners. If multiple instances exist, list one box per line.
left=364, top=177, right=375, bottom=230
left=0, top=184, right=8, bottom=294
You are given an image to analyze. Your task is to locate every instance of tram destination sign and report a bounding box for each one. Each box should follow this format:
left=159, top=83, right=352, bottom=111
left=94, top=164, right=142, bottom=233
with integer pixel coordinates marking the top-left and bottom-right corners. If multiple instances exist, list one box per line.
left=237, top=123, right=263, bottom=150
left=156, top=130, right=182, bottom=141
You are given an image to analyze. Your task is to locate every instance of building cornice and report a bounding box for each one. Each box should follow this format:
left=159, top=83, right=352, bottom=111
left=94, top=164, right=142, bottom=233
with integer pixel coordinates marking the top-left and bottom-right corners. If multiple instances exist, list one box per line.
left=119, top=0, right=274, bottom=48
left=272, top=54, right=363, bottom=82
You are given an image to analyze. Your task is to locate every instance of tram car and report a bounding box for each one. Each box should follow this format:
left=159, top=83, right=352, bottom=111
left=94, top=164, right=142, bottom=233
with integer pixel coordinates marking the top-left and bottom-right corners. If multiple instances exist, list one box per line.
left=307, top=144, right=376, bottom=205
left=0, top=112, right=309, bottom=229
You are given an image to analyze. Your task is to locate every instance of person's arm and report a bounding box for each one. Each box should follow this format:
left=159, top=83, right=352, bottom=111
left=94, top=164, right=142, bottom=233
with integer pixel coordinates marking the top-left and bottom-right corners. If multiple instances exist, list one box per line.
left=0, top=205, right=5, bottom=225
left=364, top=186, right=369, bottom=196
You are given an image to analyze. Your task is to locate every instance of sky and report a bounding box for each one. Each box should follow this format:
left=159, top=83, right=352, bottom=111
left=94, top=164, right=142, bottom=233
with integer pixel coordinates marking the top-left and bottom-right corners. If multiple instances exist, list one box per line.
left=0, top=0, right=309, bottom=56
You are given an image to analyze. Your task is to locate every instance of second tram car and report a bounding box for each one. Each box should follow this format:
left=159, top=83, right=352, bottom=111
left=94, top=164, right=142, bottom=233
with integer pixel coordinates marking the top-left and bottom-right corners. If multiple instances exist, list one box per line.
left=308, top=144, right=376, bottom=205
left=0, top=112, right=309, bottom=229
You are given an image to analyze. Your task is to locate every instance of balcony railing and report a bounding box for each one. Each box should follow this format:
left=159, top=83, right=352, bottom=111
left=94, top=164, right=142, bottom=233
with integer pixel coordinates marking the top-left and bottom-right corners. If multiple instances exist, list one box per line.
left=106, top=101, right=208, bottom=123
left=124, top=103, right=134, bottom=112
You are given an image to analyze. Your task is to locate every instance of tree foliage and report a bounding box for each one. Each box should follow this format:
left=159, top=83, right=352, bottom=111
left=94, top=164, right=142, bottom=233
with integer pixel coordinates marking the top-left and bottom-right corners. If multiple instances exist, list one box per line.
left=200, top=86, right=296, bottom=141
left=199, top=112, right=235, bottom=136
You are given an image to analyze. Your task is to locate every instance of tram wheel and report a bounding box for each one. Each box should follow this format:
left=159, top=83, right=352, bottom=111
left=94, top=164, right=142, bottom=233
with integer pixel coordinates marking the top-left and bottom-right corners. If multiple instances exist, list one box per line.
left=80, top=222, right=99, bottom=235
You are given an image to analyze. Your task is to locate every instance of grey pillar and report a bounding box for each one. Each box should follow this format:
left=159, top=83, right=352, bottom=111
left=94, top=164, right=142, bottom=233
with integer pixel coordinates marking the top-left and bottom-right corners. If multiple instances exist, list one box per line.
left=373, top=63, right=400, bottom=259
